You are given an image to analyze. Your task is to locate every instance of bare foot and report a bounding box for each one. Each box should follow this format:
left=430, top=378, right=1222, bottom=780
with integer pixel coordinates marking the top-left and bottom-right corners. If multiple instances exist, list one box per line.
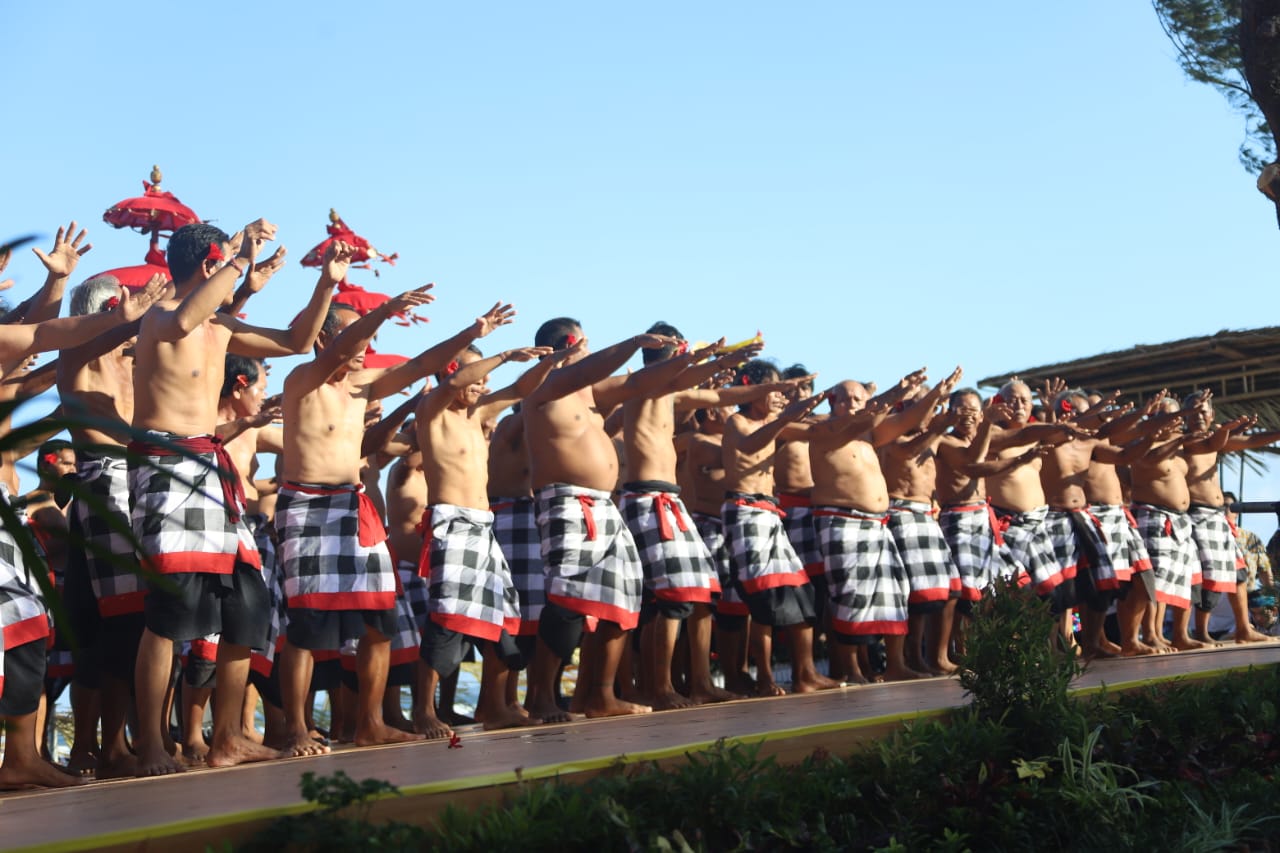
left=1097, top=638, right=1123, bottom=656
left=792, top=672, right=842, bottom=693
left=648, top=689, right=696, bottom=711
left=754, top=679, right=786, bottom=697
left=1120, top=640, right=1159, bottom=657
left=412, top=714, right=454, bottom=741
left=927, top=659, right=960, bottom=676
left=481, top=706, right=539, bottom=731
left=206, top=736, right=282, bottom=768
left=383, top=715, right=415, bottom=733
left=1235, top=628, right=1278, bottom=644
left=882, top=664, right=929, bottom=682
left=356, top=721, right=426, bottom=747
left=242, top=725, right=265, bottom=744
left=0, top=760, right=89, bottom=790
left=182, top=742, right=209, bottom=765
left=64, top=748, right=98, bottom=778
left=688, top=683, right=741, bottom=704
left=583, top=697, right=652, bottom=718
left=1172, top=636, right=1210, bottom=651
left=134, top=745, right=185, bottom=777
left=94, top=750, right=137, bottom=779
left=280, top=732, right=331, bottom=758
left=525, top=696, right=573, bottom=725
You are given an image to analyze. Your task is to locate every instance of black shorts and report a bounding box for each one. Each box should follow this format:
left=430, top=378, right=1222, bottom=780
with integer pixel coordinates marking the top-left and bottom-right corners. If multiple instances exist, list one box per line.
left=249, top=664, right=282, bottom=710
left=0, top=640, right=47, bottom=717
left=1195, top=585, right=1223, bottom=613
left=1043, top=578, right=1078, bottom=617
left=713, top=611, right=749, bottom=632
left=1074, top=563, right=1119, bottom=614
left=184, top=654, right=217, bottom=690
left=310, top=658, right=344, bottom=693
left=144, top=564, right=270, bottom=648
left=421, top=619, right=523, bottom=678
left=744, top=584, right=816, bottom=628
left=286, top=606, right=399, bottom=652
left=1117, top=571, right=1156, bottom=604
left=537, top=601, right=585, bottom=661
left=639, top=596, right=695, bottom=624
left=907, top=599, right=948, bottom=617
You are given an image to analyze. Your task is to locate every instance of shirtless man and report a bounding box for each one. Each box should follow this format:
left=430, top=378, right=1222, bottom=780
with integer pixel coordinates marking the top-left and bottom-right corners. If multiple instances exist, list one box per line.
left=0, top=264, right=164, bottom=789
left=723, top=359, right=837, bottom=695
left=621, top=326, right=781, bottom=710
left=1182, top=390, right=1280, bottom=644
left=521, top=318, right=680, bottom=721
left=413, top=337, right=553, bottom=737
left=128, top=219, right=336, bottom=776
left=683, top=404, right=752, bottom=693
left=984, top=380, right=1084, bottom=623
left=775, top=365, right=825, bottom=586
left=278, top=286, right=492, bottom=757
left=808, top=373, right=926, bottom=683
left=880, top=368, right=964, bottom=675
left=1129, top=397, right=1201, bottom=651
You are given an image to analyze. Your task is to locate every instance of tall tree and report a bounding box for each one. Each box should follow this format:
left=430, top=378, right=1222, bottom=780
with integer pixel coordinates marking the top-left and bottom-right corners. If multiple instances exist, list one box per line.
left=1154, top=1, right=1280, bottom=223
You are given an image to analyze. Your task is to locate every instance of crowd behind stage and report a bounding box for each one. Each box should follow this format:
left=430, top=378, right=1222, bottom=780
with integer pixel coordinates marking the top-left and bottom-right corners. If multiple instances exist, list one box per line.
left=0, top=218, right=1277, bottom=791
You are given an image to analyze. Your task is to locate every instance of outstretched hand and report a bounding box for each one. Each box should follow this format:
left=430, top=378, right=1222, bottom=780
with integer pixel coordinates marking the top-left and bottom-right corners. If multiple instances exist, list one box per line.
left=936, top=365, right=963, bottom=395
left=246, top=246, right=288, bottom=293
left=505, top=346, right=554, bottom=363
left=237, top=219, right=277, bottom=262
left=474, top=302, right=516, bottom=337
left=323, top=241, right=356, bottom=284
left=118, top=274, right=171, bottom=321
left=635, top=333, right=680, bottom=350
left=386, top=283, right=436, bottom=315
left=781, top=391, right=825, bottom=421
left=32, top=221, right=91, bottom=278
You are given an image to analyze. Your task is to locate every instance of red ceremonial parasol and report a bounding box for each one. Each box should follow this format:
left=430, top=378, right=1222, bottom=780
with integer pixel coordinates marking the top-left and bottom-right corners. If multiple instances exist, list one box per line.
left=102, top=166, right=200, bottom=235
left=300, top=208, right=398, bottom=272
left=88, top=241, right=171, bottom=289
left=363, top=345, right=409, bottom=369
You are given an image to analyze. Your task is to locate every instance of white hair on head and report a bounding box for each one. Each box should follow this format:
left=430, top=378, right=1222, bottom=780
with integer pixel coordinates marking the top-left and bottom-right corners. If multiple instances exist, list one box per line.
left=69, top=275, right=122, bottom=316
left=998, top=379, right=1029, bottom=399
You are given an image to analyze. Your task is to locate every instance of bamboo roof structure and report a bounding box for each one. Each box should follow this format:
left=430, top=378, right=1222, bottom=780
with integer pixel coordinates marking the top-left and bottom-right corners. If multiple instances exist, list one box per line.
left=977, top=326, right=1280, bottom=455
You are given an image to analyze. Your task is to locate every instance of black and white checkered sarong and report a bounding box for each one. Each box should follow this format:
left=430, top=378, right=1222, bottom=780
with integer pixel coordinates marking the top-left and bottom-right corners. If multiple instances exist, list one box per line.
left=397, top=560, right=430, bottom=634
left=780, top=497, right=824, bottom=578
left=992, top=505, right=1063, bottom=596
left=423, top=504, right=520, bottom=642
left=812, top=505, right=908, bottom=636
left=535, top=484, right=642, bottom=629
left=128, top=436, right=261, bottom=576
left=1043, top=509, right=1083, bottom=587
left=1188, top=504, right=1245, bottom=593
left=619, top=488, right=717, bottom=602
left=887, top=499, right=959, bottom=606
left=0, top=484, right=51, bottom=665
left=720, top=494, right=808, bottom=596
left=68, top=451, right=146, bottom=616
left=492, top=496, right=544, bottom=634
left=277, top=485, right=397, bottom=611
left=1132, top=503, right=1197, bottom=610
left=247, top=513, right=282, bottom=671
left=938, top=502, right=1016, bottom=601
left=1085, top=504, right=1152, bottom=586
left=693, top=512, right=747, bottom=616
left=389, top=588, right=422, bottom=666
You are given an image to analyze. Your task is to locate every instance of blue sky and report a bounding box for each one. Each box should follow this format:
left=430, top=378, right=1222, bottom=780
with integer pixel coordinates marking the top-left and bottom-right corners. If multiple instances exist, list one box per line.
left=6, top=2, right=1280, bottom=535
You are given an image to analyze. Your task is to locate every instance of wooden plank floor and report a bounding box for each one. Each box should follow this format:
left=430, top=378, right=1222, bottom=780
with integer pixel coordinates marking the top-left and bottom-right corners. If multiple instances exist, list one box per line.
left=3, top=643, right=1278, bottom=853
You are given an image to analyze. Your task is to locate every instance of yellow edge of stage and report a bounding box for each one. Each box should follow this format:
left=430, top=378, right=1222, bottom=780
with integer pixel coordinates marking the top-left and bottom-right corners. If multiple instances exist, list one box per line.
left=9, top=657, right=1273, bottom=853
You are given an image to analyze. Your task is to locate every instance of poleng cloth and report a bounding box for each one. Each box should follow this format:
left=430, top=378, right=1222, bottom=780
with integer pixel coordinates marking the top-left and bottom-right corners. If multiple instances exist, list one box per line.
left=1132, top=503, right=1197, bottom=610
left=420, top=503, right=520, bottom=643
left=277, top=482, right=396, bottom=611
left=887, top=499, right=960, bottom=605
left=812, top=504, right=908, bottom=636
left=534, top=483, right=643, bottom=630
left=620, top=483, right=718, bottom=603
left=720, top=493, right=808, bottom=595
left=127, top=433, right=260, bottom=575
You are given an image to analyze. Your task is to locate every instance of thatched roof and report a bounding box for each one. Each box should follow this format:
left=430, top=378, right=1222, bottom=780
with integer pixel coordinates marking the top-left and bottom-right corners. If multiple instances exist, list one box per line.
left=977, top=326, right=1280, bottom=445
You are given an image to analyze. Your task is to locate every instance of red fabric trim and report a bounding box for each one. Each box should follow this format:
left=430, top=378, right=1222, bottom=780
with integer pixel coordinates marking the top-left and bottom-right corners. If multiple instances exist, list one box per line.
left=311, top=649, right=340, bottom=662
left=831, top=618, right=908, bottom=636
left=776, top=493, right=812, bottom=509
left=47, top=663, right=75, bottom=679
left=1093, top=577, right=1121, bottom=591
left=129, top=435, right=246, bottom=523
left=98, top=590, right=148, bottom=617
left=489, top=500, right=517, bottom=512
left=546, top=593, right=638, bottom=631
left=1190, top=569, right=1204, bottom=587
left=4, top=615, right=51, bottom=650
left=1130, top=558, right=1153, bottom=573
left=577, top=495, right=597, bottom=541
left=288, top=591, right=396, bottom=611
left=804, top=562, right=825, bottom=578
left=715, top=600, right=751, bottom=617
left=1202, top=578, right=1237, bottom=593
left=1155, top=591, right=1191, bottom=610
left=960, top=587, right=983, bottom=602
left=503, top=616, right=521, bottom=636
left=389, top=646, right=419, bottom=666
left=652, top=586, right=713, bottom=604
left=516, top=619, right=540, bottom=636
left=288, top=483, right=387, bottom=547
left=1032, top=566, right=1075, bottom=596
left=250, top=654, right=273, bottom=678
left=650, top=493, right=689, bottom=541
left=431, top=611, right=503, bottom=643
left=740, top=571, right=808, bottom=594
left=143, top=548, right=260, bottom=575
left=189, top=638, right=219, bottom=662
left=735, top=498, right=786, bottom=517
left=709, top=576, right=722, bottom=594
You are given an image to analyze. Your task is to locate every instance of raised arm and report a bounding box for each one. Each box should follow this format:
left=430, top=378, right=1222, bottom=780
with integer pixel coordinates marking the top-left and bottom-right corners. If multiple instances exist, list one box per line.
left=25, top=222, right=92, bottom=324
left=0, top=277, right=166, bottom=362
left=225, top=241, right=350, bottom=358
left=524, top=332, right=674, bottom=407
left=735, top=393, right=825, bottom=455
left=362, top=390, right=424, bottom=459
left=150, top=219, right=271, bottom=341
left=369, top=301, right=514, bottom=401
left=466, top=347, right=557, bottom=423
left=872, top=366, right=959, bottom=446
left=589, top=337, right=699, bottom=411
left=220, top=246, right=288, bottom=318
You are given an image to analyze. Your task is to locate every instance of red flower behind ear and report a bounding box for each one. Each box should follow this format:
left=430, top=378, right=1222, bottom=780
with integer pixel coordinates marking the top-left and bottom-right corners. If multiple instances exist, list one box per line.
left=445, top=360, right=459, bottom=375
left=676, top=341, right=689, bottom=355
left=1059, top=399, right=1074, bottom=414
left=104, top=296, right=120, bottom=311
left=565, top=334, right=578, bottom=347
left=993, top=393, right=1004, bottom=405
left=207, top=242, right=224, bottom=262
left=741, top=375, right=751, bottom=386
left=235, top=374, right=249, bottom=388
left=42, top=453, right=58, bottom=467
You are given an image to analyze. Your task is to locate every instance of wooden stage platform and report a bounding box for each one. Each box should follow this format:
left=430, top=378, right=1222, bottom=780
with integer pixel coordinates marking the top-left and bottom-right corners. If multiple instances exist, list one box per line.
left=4, top=643, right=1279, bottom=852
